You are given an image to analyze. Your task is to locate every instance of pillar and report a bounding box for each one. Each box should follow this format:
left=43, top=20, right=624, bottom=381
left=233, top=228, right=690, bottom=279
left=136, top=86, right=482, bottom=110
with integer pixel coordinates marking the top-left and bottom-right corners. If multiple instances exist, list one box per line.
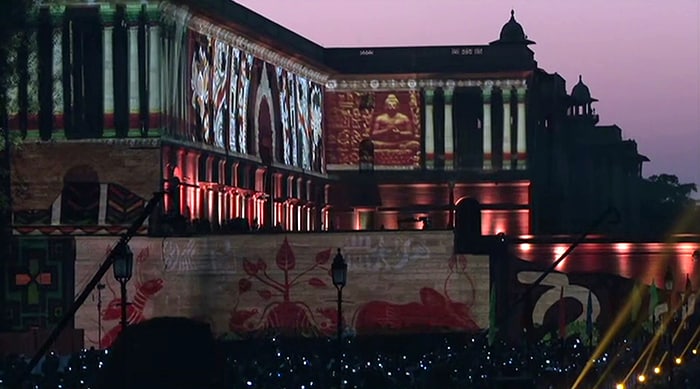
left=444, top=87, right=454, bottom=169
left=424, top=88, right=435, bottom=169
left=103, top=24, right=114, bottom=130
left=52, top=18, right=64, bottom=132
left=482, top=84, right=493, bottom=170
left=502, top=87, right=512, bottom=170
left=148, top=23, right=161, bottom=130
left=128, top=24, right=139, bottom=132
left=28, top=30, right=39, bottom=132
left=177, top=148, right=187, bottom=216
left=516, top=86, right=527, bottom=170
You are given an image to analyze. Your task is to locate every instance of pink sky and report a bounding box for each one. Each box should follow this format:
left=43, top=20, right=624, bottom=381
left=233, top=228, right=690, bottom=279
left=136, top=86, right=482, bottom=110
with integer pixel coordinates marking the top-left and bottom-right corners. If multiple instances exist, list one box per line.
left=236, top=0, right=700, bottom=191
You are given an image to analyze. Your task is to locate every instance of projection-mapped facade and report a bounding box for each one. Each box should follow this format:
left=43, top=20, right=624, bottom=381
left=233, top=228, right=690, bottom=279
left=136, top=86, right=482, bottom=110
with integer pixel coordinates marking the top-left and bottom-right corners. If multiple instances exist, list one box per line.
left=6, top=1, right=647, bottom=237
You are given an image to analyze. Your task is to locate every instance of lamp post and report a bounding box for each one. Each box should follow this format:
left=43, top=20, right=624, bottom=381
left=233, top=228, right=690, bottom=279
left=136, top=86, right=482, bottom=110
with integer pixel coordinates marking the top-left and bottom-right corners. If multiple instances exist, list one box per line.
left=331, top=248, right=347, bottom=389
left=96, top=283, right=105, bottom=348
left=664, top=266, right=674, bottom=389
left=112, top=243, right=134, bottom=332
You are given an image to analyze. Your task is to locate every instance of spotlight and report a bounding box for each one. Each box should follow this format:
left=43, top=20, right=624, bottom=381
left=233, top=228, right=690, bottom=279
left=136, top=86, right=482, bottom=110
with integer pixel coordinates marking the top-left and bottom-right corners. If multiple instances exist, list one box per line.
left=675, top=357, right=682, bottom=365
left=654, top=366, right=661, bottom=374
left=692, top=349, right=697, bottom=355
left=637, top=374, right=646, bottom=383
left=616, top=383, right=625, bottom=389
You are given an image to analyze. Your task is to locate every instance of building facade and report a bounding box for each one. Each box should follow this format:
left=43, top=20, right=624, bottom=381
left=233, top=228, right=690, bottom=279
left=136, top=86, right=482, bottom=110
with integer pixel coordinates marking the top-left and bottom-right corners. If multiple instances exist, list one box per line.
left=1, top=0, right=696, bottom=343
left=5, top=1, right=647, bottom=238
left=9, top=1, right=333, bottom=237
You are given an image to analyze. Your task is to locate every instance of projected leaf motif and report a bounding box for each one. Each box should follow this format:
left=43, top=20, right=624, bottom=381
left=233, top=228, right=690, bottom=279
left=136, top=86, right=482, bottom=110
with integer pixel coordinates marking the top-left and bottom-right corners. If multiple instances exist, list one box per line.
left=308, top=278, right=327, bottom=288
left=229, top=238, right=336, bottom=336
left=315, top=248, right=331, bottom=265
left=276, top=238, right=296, bottom=271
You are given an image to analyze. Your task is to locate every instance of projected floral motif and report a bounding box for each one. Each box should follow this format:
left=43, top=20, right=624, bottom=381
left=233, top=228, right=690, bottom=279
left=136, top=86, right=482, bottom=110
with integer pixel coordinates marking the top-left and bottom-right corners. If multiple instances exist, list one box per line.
left=229, top=237, right=337, bottom=336
left=212, top=40, right=229, bottom=149
left=229, top=238, right=480, bottom=336
left=190, top=37, right=211, bottom=144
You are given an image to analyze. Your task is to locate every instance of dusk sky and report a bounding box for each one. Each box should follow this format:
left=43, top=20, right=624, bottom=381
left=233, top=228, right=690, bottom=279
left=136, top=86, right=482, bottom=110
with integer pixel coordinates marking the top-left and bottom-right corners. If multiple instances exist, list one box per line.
left=237, top=0, right=700, bottom=192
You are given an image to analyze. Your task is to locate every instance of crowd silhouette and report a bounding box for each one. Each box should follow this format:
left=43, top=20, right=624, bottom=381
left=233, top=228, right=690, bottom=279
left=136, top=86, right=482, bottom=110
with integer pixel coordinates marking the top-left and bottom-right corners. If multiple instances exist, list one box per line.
left=2, top=317, right=700, bottom=388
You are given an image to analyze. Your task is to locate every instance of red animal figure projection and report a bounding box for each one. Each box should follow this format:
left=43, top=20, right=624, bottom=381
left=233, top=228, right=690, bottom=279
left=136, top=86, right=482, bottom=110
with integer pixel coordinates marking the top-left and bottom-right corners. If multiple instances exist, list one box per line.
left=99, top=246, right=164, bottom=347
left=353, top=253, right=479, bottom=334
left=229, top=238, right=337, bottom=336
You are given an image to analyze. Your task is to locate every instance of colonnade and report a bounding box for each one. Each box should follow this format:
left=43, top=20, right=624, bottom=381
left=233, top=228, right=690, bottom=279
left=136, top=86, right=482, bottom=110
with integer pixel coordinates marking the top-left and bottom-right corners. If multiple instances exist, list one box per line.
left=424, top=83, right=527, bottom=171
left=164, top=146, right=325, bottom=232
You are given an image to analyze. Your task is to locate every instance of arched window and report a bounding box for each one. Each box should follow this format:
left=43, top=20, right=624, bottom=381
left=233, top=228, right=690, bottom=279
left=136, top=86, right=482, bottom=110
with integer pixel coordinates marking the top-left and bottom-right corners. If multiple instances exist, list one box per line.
left=454, top=197, right=482, bottom=254
left=455, top=197, right=481, bottom=239
left=61, top=165, right=100, bottom=225
left=257, top=98, right=273, bottom=165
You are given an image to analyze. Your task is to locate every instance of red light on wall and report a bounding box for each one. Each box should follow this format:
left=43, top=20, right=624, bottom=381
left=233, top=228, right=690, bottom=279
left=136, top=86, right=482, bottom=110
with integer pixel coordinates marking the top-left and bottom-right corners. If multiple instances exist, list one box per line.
left=677, top=243, right=697, bottom=254
left=554, top=245, right=567, bottom=269
left=519, top=243, right=532, bottom=252
left=481, top=210, right=529, bottom=236
left=554, top=246, right=566, bottom=257
left=615, top=243, right=631, bottom=253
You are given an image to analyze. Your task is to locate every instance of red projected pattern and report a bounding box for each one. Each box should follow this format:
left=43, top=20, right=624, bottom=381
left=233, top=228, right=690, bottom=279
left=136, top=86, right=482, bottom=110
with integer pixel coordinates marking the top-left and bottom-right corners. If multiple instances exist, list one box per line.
left=228, top=237, right=480, bottom=336
left=325, top=91, right=422, bottom=169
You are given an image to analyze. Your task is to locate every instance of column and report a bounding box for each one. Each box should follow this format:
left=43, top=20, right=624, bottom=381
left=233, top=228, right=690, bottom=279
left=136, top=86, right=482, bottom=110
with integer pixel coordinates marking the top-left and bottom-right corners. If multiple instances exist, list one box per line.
left=28, top=30, right=39, bottom=133
left=516, top=86, right=527, bottom=170
left=104, top=24, right=114, bottom=131
left=444, top=88, right=454, bottom=170
left=482, top=84, right=493, bottom=170
left=271, top=173, right=278, bottom=225
left=148, top=24, right=161, bottom=130
left=217, top=191, right=223, bottom=226
left=98, top=184, right=108, bottom=225
left=178, top=149, right=187, bottom=216
left=235, top=194, right=241, bottom=219
left=502, top=87, right=512, bottom=170
left=52, top=20, right=64, bottom=132
left=240, top=194, right=247, bottom=222
left=424, top=88, right=435, bottom=169
left=128, top=24, right=139, bottom=132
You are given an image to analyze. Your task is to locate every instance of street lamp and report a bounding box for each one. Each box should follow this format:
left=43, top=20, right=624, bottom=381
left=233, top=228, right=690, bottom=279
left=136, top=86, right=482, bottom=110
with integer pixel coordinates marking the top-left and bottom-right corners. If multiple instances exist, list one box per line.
left=96, top=283, right=105, bottom=348
left=112, top=243, right=133, bottom=332
left=331, top=248, right=347, bottom=389
left=664, top=265, right=675, bottom=389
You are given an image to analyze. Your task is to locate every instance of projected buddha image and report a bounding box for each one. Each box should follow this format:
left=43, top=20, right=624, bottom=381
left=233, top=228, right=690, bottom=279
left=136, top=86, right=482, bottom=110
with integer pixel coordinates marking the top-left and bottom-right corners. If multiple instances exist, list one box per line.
left=370, top=94, right=420, bottom=150
left=325, top=90, right=421, bottom=168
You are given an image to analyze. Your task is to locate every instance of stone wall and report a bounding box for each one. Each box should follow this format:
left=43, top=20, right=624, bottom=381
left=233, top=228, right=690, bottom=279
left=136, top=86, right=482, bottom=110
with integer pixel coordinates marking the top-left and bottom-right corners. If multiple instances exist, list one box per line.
left=74, top=231, right=490, bottom=348
left=11, top=140, right=161, bottom=211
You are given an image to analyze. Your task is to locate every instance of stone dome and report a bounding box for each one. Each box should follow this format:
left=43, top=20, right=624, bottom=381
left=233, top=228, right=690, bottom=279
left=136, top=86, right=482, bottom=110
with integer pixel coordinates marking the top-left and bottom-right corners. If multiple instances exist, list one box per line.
left=495, top=10, right=535, bottom=45
left=571, top=75, right=597, bottom=103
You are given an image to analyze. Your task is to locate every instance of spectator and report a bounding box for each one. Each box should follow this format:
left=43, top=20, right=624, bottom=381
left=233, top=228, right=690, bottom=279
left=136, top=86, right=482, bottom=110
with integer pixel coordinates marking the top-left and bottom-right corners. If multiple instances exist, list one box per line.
left=96, top=317, right=220, bottom=389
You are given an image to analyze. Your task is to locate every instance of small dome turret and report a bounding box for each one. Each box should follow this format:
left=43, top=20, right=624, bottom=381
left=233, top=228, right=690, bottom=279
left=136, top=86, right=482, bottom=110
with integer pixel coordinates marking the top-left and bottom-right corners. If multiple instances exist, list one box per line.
left=571, top=75, right=598, bottom=103
left=491, top=10, right=535, bottom=45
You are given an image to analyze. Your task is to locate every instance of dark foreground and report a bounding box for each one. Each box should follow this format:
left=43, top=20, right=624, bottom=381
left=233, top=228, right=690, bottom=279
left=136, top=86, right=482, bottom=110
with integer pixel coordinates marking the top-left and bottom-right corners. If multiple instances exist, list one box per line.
left=2, top=331, right=700, bottom=388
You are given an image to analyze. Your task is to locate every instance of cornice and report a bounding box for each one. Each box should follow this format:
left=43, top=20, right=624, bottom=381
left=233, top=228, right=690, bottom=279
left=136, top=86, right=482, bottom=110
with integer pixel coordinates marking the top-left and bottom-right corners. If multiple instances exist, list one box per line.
left=160, top=3, right=329, bottom=85
left=25, top=137, right=161, bottom=148
left=325, top=78, right=528, bottom=91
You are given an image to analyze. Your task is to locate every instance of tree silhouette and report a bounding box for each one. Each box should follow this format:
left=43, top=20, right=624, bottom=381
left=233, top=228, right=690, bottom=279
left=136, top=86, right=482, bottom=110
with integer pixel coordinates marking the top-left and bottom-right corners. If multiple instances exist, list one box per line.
left=640, top=174, right=698, bottom=236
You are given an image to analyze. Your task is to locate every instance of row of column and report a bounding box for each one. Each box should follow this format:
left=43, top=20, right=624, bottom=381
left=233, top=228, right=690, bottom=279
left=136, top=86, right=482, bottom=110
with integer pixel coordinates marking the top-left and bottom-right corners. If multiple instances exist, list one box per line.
left=102, top=24, right=161, bottom=130
left=166, top=146, right=325, bottom=231
left=483, top=85, right=527, bottom=170
left=8, top=6, right=162, bottom=139
left=101, top=7, right=162, bottom=133
left=424, top=84, right=527, bottom=171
